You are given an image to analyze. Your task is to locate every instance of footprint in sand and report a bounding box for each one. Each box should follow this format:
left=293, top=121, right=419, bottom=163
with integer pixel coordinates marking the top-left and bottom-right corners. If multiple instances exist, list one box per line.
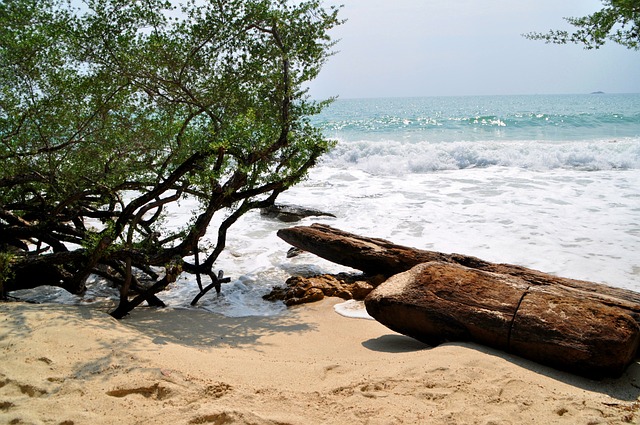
left=106, top=382, right=172, bottom=400
left=0, top=376, right=48, bottom=398
left=321, top=364, right=341, bottom=380
left=189, top=411, right=291, bottom=425
left=0, top=401, right=15, bottom=411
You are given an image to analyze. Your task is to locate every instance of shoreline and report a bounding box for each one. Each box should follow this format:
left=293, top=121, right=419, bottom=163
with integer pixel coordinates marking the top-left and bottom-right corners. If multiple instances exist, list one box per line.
left=1, top=299, right=639, bottom=424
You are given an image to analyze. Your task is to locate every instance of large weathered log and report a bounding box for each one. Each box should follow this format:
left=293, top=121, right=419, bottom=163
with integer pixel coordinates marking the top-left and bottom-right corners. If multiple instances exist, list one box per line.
left=364, top=262, right=640, bottom=379
left=277, top=223, right=454, bottom=275
left=277, top=224, right=640, bottom=319
left=278, top=224, right=640, bottom=377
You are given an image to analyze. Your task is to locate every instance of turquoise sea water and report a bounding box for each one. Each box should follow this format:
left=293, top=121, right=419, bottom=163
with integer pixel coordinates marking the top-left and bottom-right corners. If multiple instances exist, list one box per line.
left=312, top=93, right=640, bottom=172
left=315, top=93, right=640, bottom=142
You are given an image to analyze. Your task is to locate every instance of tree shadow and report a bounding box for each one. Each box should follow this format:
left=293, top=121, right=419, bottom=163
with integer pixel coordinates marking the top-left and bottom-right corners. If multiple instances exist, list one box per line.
left=0, top=301, right=315, bottom=392
left=5, top=301, right=640, bottom=406
left=1, top=302, right=132, bottom=384
left=120, top=305, right=314, bottom=349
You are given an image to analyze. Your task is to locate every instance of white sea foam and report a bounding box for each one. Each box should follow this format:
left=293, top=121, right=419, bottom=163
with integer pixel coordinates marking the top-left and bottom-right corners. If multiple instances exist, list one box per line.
left=334, top=300, right=374, bottom=320
left=217, top=164, right=640, bottom=317
left=322, top=138, right=640, bottom=174
left=12, top=163, right=640, bottom=318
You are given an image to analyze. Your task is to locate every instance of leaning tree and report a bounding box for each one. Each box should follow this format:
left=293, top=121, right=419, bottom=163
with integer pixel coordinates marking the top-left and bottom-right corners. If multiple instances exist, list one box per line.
left=524, top=0, right=639, bottom=50
left=0, top=0, right=341, bottom=318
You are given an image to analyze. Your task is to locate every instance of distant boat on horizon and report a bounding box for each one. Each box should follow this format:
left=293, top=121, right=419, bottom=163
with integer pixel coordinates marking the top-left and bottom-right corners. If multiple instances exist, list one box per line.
left=591, top=91, right=605, bottom=94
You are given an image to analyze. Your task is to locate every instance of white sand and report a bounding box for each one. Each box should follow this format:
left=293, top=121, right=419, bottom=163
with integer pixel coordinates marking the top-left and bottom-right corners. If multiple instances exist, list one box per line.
left=1, top=299, right=639, bottom=424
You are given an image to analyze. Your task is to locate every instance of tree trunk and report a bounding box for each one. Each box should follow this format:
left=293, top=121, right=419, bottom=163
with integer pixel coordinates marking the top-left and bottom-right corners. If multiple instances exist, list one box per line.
left=277, top=223, right=640, bottom=319
left=365, top=262, right=639, bottom=379
left=6, top=252, right=87, bottom=295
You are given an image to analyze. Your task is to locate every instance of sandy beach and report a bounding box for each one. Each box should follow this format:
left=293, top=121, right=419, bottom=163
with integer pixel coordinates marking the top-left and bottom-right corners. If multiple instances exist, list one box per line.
left=1, top=298, right=639, bottom=425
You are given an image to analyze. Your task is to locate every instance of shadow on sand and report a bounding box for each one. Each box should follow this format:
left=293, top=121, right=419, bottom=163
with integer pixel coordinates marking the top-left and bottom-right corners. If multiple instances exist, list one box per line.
left=361, top=334, right=431, bottom=353
left=4, top=300, right=639, bottom=405
left=362, top=332, right=640, bottom=402
left=121, top=305, right=314, bottom=349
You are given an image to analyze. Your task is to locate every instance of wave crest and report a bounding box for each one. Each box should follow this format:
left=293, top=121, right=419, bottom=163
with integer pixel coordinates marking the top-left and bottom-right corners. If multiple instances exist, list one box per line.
left=320, top=138, right=640, bottom=175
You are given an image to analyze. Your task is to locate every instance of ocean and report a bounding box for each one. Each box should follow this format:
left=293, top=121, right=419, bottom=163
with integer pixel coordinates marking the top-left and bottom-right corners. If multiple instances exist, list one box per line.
left=13, top=94, right=640, bottom=318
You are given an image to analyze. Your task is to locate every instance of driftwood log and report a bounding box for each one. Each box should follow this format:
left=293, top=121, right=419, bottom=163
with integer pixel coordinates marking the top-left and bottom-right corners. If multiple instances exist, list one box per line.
left=277, top=224, right=640, bottom=320
left=366, top=262, right=639, bottom=378
left=277, top=224, right=640, bottom=378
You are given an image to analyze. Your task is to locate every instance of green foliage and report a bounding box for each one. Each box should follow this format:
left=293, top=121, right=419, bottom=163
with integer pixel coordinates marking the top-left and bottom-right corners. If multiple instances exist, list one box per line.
left=524, top=0, right=639, bottom=50
left=0, top=0, right=341, bottom=315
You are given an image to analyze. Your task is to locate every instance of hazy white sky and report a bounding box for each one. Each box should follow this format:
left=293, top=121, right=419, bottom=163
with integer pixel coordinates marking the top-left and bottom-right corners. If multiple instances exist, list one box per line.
left=307, top=0, right=640, bottom=99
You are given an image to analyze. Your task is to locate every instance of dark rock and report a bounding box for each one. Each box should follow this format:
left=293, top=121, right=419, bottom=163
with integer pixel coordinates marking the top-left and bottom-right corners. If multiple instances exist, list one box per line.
left=260, top=204, right=336, bottom=223
left=286, top=247, right=305, bottom=258
left=365, top=262, right=640, bottom=379
left=287, top=287, right=325, bottom=306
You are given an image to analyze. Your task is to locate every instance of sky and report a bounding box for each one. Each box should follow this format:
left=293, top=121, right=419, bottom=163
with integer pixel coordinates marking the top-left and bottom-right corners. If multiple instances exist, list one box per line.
left=306, top=0, right=640, bottom=99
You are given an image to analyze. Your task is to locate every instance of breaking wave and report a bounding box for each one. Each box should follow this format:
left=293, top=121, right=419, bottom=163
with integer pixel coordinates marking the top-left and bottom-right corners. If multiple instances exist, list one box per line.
left=321, top=137, right=640, bottom=175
